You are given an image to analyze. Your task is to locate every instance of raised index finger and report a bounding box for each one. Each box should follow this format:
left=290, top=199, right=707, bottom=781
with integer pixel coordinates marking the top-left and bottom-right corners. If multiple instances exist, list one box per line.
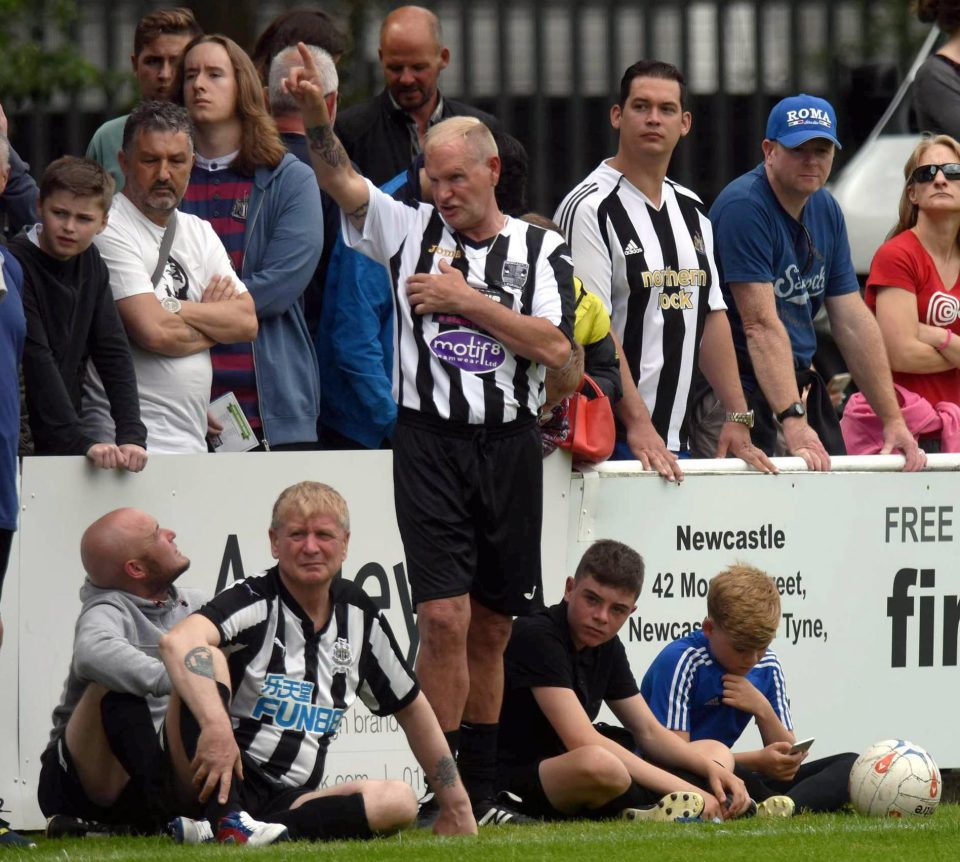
left=297, top=41, right=318, bottom=74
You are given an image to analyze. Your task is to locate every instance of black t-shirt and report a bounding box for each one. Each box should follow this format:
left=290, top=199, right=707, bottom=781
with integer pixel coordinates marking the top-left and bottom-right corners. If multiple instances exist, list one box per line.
left=498, top=600, right=639, bottom=767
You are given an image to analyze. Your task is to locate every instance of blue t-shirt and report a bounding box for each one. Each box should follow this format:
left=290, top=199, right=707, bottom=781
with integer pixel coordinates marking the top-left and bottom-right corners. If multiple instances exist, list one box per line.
left=0, top=250, right=25, bottom=531
left=640, top=629, right=793, bottom=748
left=709, top=164, right=859, bottom=384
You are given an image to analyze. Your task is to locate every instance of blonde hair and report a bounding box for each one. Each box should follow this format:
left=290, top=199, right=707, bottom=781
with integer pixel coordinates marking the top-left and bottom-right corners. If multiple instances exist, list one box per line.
left=271, top=482, right=350, bottom=533
left=890, top=133, right=960, bottom=244
left=706, top=563, right=780, bottom=650
left=424, top=116, right=497, bottom=164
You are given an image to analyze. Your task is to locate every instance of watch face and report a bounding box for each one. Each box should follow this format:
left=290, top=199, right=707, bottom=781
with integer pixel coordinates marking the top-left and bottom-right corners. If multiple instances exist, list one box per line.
left=160, top=296, right=181, bottom=314
left=778, top=401, right=806, bottom=421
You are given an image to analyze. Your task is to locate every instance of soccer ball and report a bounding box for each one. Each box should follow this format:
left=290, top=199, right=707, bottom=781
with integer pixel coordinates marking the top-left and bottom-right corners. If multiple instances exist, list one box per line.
left=849, top=739, right=941, bottom=817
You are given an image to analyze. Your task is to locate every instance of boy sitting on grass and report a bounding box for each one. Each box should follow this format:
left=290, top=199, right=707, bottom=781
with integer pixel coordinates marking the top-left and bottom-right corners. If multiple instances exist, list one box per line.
left=496, top=540, right=751, bottom=822
left=10, top=156, right=146, bottom=470
left=641, top=563, right=857, bottom=814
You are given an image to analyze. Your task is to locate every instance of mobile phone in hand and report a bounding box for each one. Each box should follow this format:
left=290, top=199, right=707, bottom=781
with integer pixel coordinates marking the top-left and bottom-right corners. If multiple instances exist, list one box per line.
left=788, top=736, right=814, bottom=755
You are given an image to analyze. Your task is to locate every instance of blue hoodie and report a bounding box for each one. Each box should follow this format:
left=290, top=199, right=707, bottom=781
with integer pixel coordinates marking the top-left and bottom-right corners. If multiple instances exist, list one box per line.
left=244, top=154, right=324, bottom=447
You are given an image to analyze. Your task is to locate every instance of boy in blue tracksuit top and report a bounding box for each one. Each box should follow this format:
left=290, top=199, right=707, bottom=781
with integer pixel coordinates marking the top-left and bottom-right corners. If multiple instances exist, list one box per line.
left=641, top=563, right=856, bottom=813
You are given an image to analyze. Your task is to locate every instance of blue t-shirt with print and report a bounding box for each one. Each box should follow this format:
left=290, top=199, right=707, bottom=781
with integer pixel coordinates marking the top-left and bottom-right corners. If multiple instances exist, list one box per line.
left=709, top=164, right=858, bottom=388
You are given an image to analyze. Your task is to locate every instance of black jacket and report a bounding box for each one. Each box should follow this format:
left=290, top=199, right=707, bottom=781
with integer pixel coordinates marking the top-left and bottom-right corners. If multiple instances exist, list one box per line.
left=334, top=89, right=499, bottom=188
left=10, top=234, right=146, bottom=455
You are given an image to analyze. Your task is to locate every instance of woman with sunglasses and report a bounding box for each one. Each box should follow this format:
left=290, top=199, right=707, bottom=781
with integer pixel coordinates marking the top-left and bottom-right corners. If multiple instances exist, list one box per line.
left=845, top=135, right=960, bottom=452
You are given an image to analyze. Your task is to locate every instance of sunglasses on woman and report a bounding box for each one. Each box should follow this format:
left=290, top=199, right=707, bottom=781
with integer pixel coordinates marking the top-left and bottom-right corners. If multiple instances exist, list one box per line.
left=909, top=162, right=960, bottom=184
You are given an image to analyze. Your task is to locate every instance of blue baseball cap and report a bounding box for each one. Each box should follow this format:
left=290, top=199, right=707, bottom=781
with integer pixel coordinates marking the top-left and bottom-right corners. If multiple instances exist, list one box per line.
left=765, top=94, right=842, bottom=150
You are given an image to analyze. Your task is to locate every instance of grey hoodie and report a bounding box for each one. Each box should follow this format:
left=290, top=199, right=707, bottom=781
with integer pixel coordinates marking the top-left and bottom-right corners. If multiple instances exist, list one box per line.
left=45, top=579, right=206, bottom=750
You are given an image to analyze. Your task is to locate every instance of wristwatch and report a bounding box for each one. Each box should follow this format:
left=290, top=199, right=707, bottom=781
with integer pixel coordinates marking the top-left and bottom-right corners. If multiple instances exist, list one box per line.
left=776, top=401, right=806, bottom=423
left=724, top=410, right=755, bottom=429
left=160, top=296, right=182, bottom=314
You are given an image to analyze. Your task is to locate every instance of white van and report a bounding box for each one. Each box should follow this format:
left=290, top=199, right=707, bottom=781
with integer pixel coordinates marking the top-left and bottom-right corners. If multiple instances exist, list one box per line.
left=830, top=27, right=940, bottom=277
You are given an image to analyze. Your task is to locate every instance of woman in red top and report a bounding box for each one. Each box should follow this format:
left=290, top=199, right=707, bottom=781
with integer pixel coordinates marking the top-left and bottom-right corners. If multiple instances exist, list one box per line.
left=866, top=135, right=960, bottom=415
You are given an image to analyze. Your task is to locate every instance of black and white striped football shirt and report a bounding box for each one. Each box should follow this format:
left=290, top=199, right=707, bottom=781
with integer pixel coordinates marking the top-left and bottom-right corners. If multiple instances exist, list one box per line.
left=343, top=179, right=574, bottom=425
left=198, top=567, right=418, bottom=790
left=556, top=162, right=725, bottom=451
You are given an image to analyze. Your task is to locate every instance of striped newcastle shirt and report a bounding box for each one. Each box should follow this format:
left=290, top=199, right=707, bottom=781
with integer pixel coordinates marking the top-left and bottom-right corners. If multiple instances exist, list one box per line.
left=343, top=179, right=574, bottom=425
left=198, top=567, right=418, bottom=789
left=639, top=629, right=793, bottom=746
left=556, top=162, right=725, bottom=451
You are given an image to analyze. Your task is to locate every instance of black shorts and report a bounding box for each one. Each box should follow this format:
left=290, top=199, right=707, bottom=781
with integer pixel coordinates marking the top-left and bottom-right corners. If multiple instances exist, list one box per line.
left=234, top=753, right=313, bottom=819
left=393, top=410, right=544, bottom=615
left=37, top=734, right=174, bottom=831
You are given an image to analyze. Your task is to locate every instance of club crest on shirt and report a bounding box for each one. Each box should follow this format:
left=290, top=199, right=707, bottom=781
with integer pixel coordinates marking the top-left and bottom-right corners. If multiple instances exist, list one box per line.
left=501, top=260, right=529, bottom=289
left=692, top=232, right=706, bottom=255
left=331, top=637, right=353, bottom=673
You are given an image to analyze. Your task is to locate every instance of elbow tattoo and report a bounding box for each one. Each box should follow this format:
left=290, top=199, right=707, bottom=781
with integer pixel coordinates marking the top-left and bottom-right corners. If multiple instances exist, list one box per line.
left=184, top=646, right=215, bottom=679
left=432, top=755, right=459, bottom=789
left=306, top=124, right=348, bottom=168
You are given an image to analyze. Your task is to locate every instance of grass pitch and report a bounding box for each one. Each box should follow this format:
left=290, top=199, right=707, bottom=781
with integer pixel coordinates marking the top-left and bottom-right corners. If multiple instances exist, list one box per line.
left=6, top=806, right=958, bottom=861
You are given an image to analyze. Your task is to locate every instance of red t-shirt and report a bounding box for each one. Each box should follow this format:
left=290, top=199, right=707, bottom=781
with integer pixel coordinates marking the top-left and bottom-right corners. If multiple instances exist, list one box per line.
left=866, top=229, right=960, bottom=407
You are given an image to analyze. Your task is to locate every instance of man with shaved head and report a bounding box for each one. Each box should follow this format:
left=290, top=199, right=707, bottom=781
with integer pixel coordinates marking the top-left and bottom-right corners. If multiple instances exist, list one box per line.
left=37, top=508, right=205, bottom=836
left=334, top=5, right=499, bottom=187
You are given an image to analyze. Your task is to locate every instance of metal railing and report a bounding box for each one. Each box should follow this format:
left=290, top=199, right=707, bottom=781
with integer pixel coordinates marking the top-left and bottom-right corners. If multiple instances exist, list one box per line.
left=3, top=0, right=929, bottom=213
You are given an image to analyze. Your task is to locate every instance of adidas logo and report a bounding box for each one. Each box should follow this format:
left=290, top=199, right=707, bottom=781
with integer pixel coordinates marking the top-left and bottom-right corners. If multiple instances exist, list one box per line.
left=624, top=239, right=643, bottom=256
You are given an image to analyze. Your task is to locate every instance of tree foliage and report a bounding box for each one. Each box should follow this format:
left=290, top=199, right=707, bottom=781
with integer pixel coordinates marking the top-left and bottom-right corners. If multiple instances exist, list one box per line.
left=0, top=0, right=103, bottom=108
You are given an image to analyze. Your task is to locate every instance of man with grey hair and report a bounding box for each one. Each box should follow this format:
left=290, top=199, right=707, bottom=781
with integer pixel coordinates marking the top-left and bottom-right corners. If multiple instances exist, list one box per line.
left=267, top=44, right=340, bottom=338
left=81, top=101, right=258, bottom=454
left=286, top=48, right=574, bottom=825
left=334, top=5, right=499, bottom=187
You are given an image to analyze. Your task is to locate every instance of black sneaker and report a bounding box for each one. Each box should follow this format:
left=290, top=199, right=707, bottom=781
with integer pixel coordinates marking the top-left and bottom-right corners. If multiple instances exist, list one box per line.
left=415, top=791, right=440, bottom=829
left=0, top=798, right=36, bottom=848
left=472, top=791, right=536, bottom=825
left=45, top=814, right=131, bottom=839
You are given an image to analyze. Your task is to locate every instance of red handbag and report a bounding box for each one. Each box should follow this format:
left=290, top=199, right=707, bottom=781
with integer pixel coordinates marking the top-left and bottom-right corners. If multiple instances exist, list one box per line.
left=559, top=374, right=616, bottom=463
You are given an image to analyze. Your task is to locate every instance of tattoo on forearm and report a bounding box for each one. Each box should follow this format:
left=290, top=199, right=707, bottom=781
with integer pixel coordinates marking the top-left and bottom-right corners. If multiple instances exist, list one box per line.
left=306, top=124, right=348, bottom=168
left=432, top=755, right=459, bottom=789
left=184, top=647, right=215, bottom=679
left=347, top=202, right=369, bottom=231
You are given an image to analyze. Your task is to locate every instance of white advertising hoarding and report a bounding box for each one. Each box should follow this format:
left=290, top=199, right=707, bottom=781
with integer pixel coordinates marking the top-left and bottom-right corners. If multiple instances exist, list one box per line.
left=567, top=463, right=960, bottom=760
left=1, top=452, right=957, bottom=829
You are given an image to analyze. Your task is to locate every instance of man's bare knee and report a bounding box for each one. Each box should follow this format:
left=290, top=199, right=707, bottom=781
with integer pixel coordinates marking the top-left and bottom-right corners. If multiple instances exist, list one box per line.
left=362, top=779, right=418, bottom=832
left=417, top=597, right=470, bottom=654
left=468, top=603, right=512, bottom=654
left=692, top=739, right=734, bottom=770
left=571, top=745, right=631, bottom=796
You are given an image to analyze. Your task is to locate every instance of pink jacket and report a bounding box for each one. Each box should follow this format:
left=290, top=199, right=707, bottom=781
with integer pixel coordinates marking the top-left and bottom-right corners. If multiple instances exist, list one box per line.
left=841, top=384, right=960, bottom=454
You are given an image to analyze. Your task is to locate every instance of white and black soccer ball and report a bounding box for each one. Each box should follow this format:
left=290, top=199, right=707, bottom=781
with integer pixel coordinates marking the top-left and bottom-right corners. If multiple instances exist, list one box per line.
left=849, top=739, right=941, bottom=817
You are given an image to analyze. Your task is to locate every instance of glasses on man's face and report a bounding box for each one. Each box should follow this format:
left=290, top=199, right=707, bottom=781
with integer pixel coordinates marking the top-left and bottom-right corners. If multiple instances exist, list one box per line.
left=909, top=162, right=960, bottom=185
